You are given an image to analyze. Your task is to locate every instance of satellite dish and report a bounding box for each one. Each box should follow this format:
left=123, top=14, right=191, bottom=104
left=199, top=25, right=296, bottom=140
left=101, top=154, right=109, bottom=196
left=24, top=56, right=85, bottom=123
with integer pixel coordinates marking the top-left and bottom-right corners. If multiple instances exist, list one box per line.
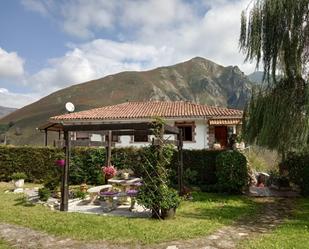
left=65, top=102, right=75, bottom=113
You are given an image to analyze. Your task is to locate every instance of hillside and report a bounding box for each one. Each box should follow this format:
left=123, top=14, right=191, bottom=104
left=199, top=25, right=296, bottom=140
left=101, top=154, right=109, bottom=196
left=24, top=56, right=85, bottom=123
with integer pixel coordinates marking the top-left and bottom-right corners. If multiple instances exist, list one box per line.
left=0, top=57, right=253, bottom=145
left=0, top=106, right=17, bottom=118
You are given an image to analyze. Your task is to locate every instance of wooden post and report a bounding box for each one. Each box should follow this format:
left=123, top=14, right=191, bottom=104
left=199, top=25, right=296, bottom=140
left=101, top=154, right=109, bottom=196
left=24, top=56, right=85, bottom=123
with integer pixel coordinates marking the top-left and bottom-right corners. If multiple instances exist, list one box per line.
left=178, top=129, right=184, bottom=194
left=106, top=130, right=112, bottom=166
left=44, top=129, right=48, bottom=146
left=60, top=130, right=70, bottom=211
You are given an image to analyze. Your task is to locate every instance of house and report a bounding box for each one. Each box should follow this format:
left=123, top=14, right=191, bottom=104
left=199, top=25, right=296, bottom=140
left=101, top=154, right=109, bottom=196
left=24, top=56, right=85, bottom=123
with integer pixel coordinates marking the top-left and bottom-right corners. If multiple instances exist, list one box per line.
left=48, top=101, right=242, bottom=150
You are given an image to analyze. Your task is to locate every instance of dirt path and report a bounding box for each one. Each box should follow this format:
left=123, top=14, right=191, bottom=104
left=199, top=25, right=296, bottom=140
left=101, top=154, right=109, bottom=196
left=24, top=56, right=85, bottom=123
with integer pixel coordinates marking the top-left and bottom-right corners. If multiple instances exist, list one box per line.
left=0, top=198, right=295, bottom=249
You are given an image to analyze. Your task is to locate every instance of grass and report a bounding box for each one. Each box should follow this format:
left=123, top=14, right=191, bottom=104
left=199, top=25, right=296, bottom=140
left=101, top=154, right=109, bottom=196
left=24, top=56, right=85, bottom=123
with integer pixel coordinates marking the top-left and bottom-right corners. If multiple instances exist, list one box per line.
left=0, top=239, right=11, bottom=249
left=0, top=182, right=259, bottom=245
left=244, top=146, right=279, bottom=173
left=239, top=198, right=309, bottom=249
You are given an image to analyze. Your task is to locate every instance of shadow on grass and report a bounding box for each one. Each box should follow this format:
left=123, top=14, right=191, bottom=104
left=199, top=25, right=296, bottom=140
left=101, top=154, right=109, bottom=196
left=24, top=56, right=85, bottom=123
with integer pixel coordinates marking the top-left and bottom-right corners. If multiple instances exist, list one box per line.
left=179, top=204, right=256, bottom=221
left=179, top=192, right=261, bottom=221
left=14, top=196, right=35, bottom=207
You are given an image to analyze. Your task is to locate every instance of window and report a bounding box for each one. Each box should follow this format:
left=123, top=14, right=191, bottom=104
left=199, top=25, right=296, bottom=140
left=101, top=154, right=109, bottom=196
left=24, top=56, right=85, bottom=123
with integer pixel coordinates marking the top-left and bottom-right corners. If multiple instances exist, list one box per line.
left=175, top=122, right=195, bottom=142
left=76, top=132, right=90, bottom=140
left=105, top=135, right=120, bottom=143
left=134, top=133, right=148, bottom=142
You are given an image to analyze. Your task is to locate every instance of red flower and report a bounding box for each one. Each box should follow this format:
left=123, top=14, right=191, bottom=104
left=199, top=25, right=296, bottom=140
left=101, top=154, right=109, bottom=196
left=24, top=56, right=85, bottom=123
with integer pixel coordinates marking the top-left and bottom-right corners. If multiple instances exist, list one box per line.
left=102, top=165, right=117, bottom=178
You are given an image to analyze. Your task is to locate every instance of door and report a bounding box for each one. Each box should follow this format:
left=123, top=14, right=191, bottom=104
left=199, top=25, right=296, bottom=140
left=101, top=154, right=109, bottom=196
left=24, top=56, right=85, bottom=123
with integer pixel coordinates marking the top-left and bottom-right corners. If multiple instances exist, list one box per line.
left=214, top=126, right=228, bottom=148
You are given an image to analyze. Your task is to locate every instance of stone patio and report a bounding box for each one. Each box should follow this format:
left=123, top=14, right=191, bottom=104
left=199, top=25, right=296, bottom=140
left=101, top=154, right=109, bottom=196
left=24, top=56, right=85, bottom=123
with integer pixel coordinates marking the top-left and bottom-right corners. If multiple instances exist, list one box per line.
left=23, top=187, right=152, bottom=218
left=68, top=199, right=151, bottom=218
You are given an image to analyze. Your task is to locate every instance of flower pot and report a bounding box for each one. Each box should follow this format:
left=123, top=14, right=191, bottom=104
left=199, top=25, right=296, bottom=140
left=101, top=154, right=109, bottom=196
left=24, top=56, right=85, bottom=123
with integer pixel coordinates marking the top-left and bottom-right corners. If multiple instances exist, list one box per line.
left=14, top=179, right=24, bottom=189
left=213, top=143, right=221, bottom=150
left=80, top=183, right=88, bottom=193
left=161, top=207, right=176, bottom=219
left=122, top=172, right=130, bottom=179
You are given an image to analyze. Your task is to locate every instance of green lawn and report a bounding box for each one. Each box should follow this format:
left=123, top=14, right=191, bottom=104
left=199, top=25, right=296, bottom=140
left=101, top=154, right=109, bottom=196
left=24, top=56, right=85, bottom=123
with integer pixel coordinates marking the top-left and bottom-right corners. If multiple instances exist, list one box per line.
left=239, top=198, right=309, bottom=249
left=0, top=182, right=258, bottom=245
left=0, top=239, right=11, bottom=249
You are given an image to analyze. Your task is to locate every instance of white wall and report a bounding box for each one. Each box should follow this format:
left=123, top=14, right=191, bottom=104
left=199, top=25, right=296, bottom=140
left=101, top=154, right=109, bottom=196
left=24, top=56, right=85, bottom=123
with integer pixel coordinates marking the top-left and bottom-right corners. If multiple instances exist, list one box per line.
left=111, top=119, right=209, bottom=150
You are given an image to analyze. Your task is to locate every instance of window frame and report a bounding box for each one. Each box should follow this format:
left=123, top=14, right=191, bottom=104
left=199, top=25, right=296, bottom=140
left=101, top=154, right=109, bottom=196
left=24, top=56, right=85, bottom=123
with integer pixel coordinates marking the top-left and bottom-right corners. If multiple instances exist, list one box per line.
left=175, top=121, right=196, bottom=142
left=132, top=133, right=149, bottom=143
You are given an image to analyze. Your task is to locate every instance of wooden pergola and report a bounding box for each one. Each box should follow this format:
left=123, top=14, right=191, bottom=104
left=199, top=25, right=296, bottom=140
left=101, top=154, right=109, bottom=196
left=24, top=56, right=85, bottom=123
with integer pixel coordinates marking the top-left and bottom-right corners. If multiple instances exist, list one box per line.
left=39, top=121, right=184, bottom=211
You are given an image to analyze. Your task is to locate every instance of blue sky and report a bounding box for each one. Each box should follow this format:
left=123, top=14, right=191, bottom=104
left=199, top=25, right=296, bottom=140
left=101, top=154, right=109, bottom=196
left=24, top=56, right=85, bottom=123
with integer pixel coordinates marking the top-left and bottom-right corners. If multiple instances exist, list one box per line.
left=0, top=0, right=252, bottom=108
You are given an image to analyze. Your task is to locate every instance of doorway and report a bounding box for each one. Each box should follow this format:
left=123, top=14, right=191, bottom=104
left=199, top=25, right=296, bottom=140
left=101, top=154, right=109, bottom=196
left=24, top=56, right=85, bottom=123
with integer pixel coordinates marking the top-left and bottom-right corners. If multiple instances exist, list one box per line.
left=214, top=126, right=228, bottom=148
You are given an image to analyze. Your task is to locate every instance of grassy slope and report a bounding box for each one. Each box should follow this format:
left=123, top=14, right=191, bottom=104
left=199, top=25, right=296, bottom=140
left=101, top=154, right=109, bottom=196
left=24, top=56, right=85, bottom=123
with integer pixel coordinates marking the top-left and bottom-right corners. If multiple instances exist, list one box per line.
left=239, top=198, right=309, bottom=249
left=0, top=183, right=258, bottom=245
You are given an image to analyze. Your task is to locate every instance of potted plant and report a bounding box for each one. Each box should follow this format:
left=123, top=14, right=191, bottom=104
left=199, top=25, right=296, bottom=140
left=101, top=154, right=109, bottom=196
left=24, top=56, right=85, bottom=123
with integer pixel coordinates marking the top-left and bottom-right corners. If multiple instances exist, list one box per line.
left=213, top=140, right=221, bottom=150
left=11, top=172, right=27, bottom=189
left=137, top=185, right=181, bottom=219
left=159, top=186, right=181, bottom=219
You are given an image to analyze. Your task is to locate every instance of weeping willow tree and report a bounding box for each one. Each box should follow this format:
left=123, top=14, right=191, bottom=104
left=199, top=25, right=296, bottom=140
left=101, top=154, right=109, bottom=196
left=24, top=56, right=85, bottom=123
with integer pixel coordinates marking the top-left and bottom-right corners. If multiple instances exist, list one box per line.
left=240, top=0, right=309, bottom=157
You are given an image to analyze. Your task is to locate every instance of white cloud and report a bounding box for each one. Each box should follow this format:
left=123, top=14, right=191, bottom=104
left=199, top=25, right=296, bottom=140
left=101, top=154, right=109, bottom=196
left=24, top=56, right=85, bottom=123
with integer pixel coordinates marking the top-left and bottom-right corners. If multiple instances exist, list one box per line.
left=61, top=0, right=117, bottom=38
left=28, top=39, right=173, bottom=92
left=10, top=0, right=256, bottom=108
left=0, top=48, right=25, bottom=78
left=0, top=88, right=37, bottom=108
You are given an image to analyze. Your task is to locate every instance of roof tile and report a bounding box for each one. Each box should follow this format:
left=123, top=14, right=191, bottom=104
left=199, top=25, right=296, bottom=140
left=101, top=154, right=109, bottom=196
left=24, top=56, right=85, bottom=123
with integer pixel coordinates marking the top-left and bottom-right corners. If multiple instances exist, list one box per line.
left=50, top=101, right=243, bottom=121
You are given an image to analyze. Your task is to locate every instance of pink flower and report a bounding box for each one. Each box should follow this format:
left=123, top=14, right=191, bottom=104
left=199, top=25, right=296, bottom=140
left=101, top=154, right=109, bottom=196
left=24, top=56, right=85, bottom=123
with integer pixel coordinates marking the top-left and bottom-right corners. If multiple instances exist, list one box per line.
left=102, top=165, right=117, bottom=178
left=55, top=159, right=65, bottom=167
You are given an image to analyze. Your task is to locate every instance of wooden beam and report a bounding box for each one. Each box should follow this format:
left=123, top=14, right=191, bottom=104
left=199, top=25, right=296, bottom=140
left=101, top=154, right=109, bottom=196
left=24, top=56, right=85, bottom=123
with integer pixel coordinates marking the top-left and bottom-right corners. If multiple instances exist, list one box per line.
left=60, top=131, right=70, bottom=211
left=62, top=123, right=153, bottom=132
left=152, top=139, right=178, bottom=146
left=177, top=129, right=184, bottom=195
left=106, top=130, right=112, bottom=166
left=44, top=129, right=48, bottom=147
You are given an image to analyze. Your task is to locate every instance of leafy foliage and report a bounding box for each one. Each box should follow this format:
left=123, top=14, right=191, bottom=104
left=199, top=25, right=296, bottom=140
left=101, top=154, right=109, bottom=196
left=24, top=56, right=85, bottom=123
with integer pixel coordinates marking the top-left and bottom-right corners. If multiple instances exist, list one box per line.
left=11, top=172, right=27, bottom=181
left=240, top=0, right=309, bottom=155
left=216, top=150, right=248, bottom=193
left=284, top=152, right=309, bottom=195
left=136, top=119, right=178, bottom=218
left=0, top=145, right=226, bottom=191
left=38, top=187, right=51, bottom=201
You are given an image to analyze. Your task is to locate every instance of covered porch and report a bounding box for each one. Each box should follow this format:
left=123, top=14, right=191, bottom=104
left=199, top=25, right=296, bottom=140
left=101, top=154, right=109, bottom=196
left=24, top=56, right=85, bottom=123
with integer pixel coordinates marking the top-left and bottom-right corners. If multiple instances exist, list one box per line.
left=39, top=121, right=184, bottom=212
left=208, top=118, right=242, bottom=149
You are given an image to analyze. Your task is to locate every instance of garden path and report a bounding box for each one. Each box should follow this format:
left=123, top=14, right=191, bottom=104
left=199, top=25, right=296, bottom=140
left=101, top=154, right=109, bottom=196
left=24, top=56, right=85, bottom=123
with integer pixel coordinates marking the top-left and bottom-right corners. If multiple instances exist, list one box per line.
left=0, top=198, right=295, bottom=249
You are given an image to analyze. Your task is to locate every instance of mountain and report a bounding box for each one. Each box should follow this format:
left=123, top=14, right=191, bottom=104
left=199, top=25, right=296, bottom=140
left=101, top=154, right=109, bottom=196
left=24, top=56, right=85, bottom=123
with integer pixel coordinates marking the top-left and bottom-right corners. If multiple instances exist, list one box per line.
left=0, top=57, right=253, bottom=146
left=248, top=71, right=264, bottom=84
left=0, top=106, right=17, bottom=118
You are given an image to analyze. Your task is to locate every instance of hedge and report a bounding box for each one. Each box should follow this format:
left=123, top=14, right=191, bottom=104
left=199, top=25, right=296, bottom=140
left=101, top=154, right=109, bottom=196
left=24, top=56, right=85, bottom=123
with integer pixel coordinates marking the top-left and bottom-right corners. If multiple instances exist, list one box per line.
left=284, top=152, right=309, bottom=196
left=0, top=145, right=224, bottom=187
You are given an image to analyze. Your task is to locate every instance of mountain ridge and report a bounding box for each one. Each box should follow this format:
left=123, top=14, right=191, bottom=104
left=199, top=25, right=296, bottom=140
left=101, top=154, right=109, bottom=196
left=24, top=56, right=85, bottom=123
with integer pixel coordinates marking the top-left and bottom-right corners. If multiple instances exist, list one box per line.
left=0, top=57, right=252, bottom=145
left=0, top=106, right=17, bottom=119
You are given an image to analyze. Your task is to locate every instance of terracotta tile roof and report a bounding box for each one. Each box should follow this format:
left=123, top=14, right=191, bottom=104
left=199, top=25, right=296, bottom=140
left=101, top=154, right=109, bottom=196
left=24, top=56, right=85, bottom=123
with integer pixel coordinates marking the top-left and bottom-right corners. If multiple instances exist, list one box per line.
left=50, top=101, right=243, bottom=121
left=209, top=118, right=242, bottom=125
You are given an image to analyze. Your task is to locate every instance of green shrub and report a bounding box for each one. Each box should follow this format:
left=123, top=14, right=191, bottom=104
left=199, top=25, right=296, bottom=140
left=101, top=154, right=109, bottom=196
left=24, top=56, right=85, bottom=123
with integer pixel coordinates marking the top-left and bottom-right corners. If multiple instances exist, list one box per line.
left=216, top=150, right=248, bottom=194
left=0, top=145, right=224, bottom=190
left=43, top=177, right=60, bottom=191
left=169, top=149, right=222, bottom=186
left=183, top=168, right=198, bottom=185
left=11, top=172, right=27, bottom=180
left=0, top=146, right=62, bottom=183
left=285, top=152, right=309, bottom=195
left=73, top=190, right=87, bottom=199
left=38, top=188, right=51, bottom=201
left=159, top=186, right=181, bottom=209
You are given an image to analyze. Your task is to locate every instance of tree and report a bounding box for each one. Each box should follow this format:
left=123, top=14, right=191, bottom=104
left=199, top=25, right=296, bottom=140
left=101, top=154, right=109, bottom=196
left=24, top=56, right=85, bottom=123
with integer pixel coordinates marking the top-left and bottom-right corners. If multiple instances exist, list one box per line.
left=239, top=0, right=309, bottom=157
